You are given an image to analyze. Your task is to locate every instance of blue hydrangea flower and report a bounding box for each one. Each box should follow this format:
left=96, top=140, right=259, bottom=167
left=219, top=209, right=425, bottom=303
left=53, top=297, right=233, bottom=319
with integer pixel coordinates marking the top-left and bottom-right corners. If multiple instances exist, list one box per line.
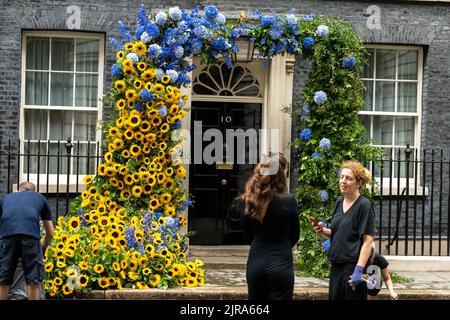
left=169, top=7, right=182, bottom=21
left=302, top=103, right=310, bottom=116
left=212, top=37, right=231, bottom=51
left=126, top=53, right=139, bottom=64
left=191, top=39, right=203, bottom=55
left=260, top=15, right=275, bottom=28
left=316, top=25, right=329, bottom=37
left=158, top=106, right=168, bottom=118
left=312, top=152, right=321, bottom=159
left=205, top=5, right=218, bottom=19
left=146, top=23, right=160, bottom=39
left=166, top=69, right=179, bottom=82
left=299, top=128, right=312, bottom=142
left=322, top=239, right=331, bottom=253
left=174, top=46, right=184, bottom=59
left=155, top=68, right=164, bottom=81
left=193, top=25, right=209, bottom=39
left=269, top=29, right=283, bottom=40
left=301, top=36, right=315, bottom=50
left=319, top=138, right=331, bottom=149
left=313, top=91, right=327, bottom=105
left=155, top=11, right=168, bottom=25
left=140, top=31, right=151, bottom=43
left=173, top=121, right=182, bottom=129
left=134, top=103, right=143, bottom=112
left=303, top=14, right=315, bottom=21
left=148, top=44, right=161, bottom=58
left=111, top=64, right=122, bottom=78
left=134, top=25, right=146, bottom=39
left=343, top=55, right=356, bottom=69
left=215, top=13, right=226, bottom=24
left=318, top=189, right=329, bottom=202
left=140, top=89, right=153, bottom=102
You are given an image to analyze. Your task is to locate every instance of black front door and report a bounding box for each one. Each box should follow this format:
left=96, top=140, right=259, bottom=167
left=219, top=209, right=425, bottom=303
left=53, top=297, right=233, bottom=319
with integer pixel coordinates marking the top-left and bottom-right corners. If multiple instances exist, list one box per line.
left=189, top=101, right=262, bottom=245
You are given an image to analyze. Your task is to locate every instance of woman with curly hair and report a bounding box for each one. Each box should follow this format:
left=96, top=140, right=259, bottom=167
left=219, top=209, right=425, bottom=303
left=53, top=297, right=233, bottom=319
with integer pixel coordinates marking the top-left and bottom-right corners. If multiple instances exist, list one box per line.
left=240, top=152, right=299, bottom=300
left=313, top=160, right=374, bottom=300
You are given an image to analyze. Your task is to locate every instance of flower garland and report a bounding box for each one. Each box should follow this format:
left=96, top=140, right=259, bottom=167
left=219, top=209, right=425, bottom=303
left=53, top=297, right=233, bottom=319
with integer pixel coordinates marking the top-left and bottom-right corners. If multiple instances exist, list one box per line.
left=42, top=5, right=381, bottom=296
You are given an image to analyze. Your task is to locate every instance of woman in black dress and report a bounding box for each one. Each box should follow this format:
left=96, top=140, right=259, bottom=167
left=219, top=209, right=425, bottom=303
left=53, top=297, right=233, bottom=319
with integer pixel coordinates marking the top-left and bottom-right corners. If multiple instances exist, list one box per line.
left=240, top=152, right=299, bottom=300
left=313, top=160, right=374, bottom=300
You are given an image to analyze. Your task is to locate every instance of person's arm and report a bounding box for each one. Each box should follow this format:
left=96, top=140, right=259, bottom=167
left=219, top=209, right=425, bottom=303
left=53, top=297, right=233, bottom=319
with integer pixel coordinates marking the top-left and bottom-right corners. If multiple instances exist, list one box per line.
left=356, top=234, right=373, bottom=267
left=382, top=268, right=399, bottom=300
left=240, top=207, right=254, bottom=244
left=42, top=220, right=54, bottom=250
left=351, top=234, right=373, bottom=285
left=289, top=197, right=300, bottom=247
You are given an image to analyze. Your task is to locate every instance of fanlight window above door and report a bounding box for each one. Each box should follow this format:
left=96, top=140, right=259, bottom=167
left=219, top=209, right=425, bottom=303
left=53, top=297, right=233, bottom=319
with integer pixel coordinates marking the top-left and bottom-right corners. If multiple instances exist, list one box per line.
left=192, top=63, right=262, bottom=97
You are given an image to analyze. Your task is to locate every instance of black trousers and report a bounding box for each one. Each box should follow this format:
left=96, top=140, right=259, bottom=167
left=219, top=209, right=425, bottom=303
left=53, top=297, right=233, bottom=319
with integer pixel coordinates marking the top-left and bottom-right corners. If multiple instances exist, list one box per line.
left=329, top=263, right=367, bottom=300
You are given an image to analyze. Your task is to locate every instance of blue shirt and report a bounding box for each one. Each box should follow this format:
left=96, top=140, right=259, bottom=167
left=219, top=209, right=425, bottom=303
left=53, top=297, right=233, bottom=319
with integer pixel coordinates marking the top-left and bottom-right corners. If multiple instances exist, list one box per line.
left=0, top=191, right=51, bottom=239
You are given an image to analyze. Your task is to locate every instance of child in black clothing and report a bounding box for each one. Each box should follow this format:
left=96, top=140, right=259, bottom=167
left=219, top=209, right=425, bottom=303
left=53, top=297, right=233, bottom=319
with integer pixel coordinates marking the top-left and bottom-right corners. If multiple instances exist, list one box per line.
left=367, top=251, right=399, bottom=300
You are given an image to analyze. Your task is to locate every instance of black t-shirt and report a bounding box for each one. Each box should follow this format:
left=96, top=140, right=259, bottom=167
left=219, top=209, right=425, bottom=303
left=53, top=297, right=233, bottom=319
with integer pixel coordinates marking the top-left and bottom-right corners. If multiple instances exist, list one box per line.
left=371, top=252, right=389, bottom=270
left=329, top=195, right=374, bottom=264
left=241, top=193, right=299, bottom=247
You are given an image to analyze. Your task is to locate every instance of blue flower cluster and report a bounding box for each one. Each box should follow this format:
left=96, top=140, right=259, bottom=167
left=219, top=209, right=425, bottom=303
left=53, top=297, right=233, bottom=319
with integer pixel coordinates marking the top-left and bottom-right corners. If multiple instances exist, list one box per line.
left=251, top=12, right=306, bottom=59
left=140, top=210, right=181, bottom=251
left=313, top=91, right=327, bottom=105
left=343, top=55, right=356, bottom=69
left=111, top=5, right=239, bottom=87
left=318, top=189, right=329, bottom=202
left=319, top=138, right=331, bottom=149
left=299, top=128, right=312, bottom=142
left=322, top=239, right=331, bottom=253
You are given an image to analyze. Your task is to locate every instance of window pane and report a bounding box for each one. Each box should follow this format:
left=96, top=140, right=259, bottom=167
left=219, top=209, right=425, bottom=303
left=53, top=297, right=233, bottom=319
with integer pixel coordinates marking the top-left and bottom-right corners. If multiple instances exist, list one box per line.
left=74, top=111, right=97, bottom=141
left=398, top=50, right=418, bottom=80
left=75, top=74, right=98, bottom=107
left=50, top=73, right=73, bottom=106
left=358, top=115, right=370, bottom=140
left=363, top=80, right=373, bottom=111
left=362, top=48, right=374, bottom=78
left=24, top=109, right=48, bottom=140
left=76, top=39, right=99, bottom=72
left=72, top=143, right=97, bottom=175
left=375, top=81, right=394, bottom=111
left=26, top=37, right=49, bottom=70
left=25, top=72, right=48, bottom=105
left=376, top=49, right=396, bottom=79
left=51, top=38, right=74, bottom=71
left=48, top=142, right=68, bottom=174
left=395, top=117, right=415, bottom=146
left=23, top=142, right=47, bottom=174
left=374, top=147, right=392, bottom=178
left=49, top=110, right=72, bottom=140
left=398, top=82, right=417, bottom=112
left=373, top=116, right=393, bottom=145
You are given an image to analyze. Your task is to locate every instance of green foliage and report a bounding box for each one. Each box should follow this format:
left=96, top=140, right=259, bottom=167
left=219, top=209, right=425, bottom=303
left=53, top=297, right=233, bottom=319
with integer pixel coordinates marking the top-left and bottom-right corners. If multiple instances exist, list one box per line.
left=390, top=272, right=412, bottom=284
left=289, top=16, right=383, bottom=277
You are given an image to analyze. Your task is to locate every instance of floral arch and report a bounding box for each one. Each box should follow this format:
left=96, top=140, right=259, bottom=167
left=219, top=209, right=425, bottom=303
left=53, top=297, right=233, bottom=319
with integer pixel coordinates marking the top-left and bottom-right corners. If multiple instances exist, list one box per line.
left=42, top=5, right=380, bottom=297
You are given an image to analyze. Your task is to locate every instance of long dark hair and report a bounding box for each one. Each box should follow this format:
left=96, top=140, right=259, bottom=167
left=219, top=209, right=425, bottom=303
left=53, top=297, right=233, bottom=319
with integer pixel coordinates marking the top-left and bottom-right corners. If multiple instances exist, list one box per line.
left=240, top=152, right=288, bottom=223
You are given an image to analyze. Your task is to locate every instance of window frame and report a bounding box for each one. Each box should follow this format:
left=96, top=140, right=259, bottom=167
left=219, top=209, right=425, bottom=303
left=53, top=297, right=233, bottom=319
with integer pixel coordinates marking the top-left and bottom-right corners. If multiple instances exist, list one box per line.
left=360, top=44, right=424, bottom=193
left=20, top=31, right=105, bottom=186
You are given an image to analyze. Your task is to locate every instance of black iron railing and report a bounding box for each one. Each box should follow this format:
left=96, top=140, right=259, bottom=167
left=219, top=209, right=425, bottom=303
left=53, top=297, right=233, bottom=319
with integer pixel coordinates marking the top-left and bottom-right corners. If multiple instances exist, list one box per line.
left=0, top=140, right=449, bottom=255
left=0, top=138, right=101, bottom=222
left=370, top=144, right=450, bottom=256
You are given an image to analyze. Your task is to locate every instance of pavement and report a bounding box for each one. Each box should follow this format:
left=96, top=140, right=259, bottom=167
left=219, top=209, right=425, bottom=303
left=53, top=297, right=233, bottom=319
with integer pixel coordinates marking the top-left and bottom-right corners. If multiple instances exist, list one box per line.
left=80, top=246, right=450, bottom=300
left=83, top=269, right=450, bottom=300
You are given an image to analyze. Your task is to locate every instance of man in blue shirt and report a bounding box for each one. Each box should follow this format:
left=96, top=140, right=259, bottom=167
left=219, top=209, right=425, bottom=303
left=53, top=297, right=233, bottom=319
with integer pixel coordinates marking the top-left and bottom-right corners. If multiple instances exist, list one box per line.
left=0, top=181, right=54, bottom=300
